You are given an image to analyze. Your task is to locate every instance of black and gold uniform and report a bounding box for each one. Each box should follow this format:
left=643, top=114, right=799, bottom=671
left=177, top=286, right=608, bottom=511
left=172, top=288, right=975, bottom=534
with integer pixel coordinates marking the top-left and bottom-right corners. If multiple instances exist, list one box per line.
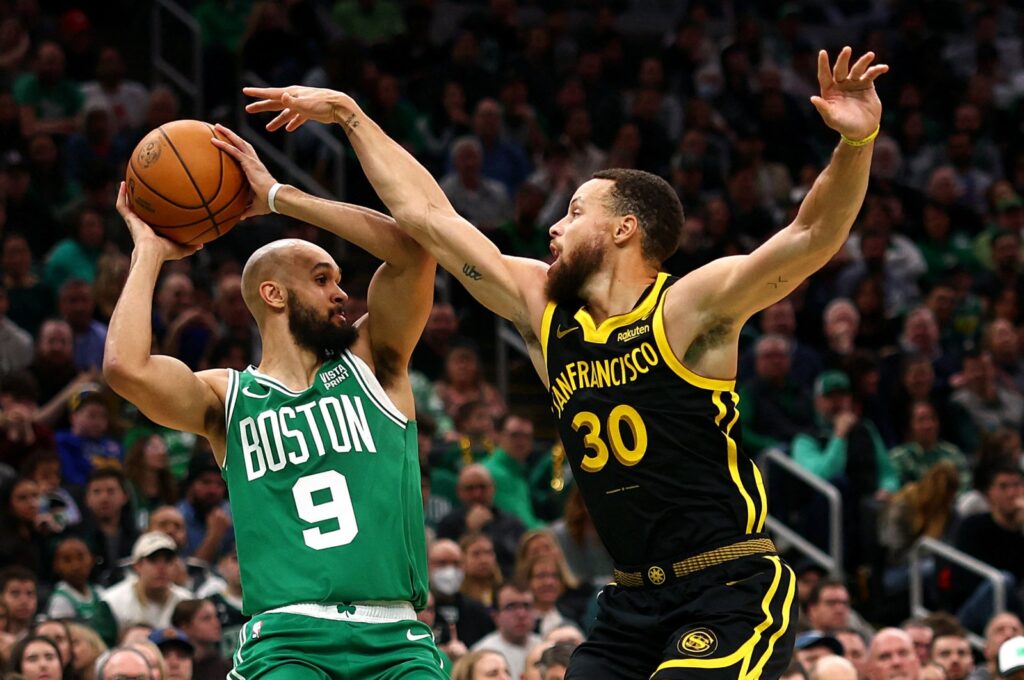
left=542, top=273, right=796, bottom=680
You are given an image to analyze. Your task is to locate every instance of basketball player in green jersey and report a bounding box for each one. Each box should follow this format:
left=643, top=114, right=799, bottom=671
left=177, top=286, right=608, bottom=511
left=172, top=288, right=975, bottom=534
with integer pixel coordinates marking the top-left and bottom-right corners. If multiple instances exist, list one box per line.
left=103, top=129, right=448, bottom=679
left=244, top=47, right=886, bottom=680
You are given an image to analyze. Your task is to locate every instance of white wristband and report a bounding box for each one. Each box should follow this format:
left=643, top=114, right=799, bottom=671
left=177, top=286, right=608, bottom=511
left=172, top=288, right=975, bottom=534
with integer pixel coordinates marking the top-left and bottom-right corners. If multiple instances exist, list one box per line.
left=267, top=182, right=284, bottom=214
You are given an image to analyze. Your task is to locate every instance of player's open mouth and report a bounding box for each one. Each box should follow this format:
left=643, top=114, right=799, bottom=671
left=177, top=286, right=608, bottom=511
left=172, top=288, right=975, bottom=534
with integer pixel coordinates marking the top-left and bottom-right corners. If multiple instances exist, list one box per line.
left=549, top=243, right=560, bottom=260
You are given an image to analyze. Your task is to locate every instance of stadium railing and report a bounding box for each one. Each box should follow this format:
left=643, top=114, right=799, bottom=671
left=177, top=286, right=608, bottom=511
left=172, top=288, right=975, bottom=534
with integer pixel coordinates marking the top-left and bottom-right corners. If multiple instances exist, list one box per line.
left=152, top=0, right=203, bottom=117
left=909, top=536, right=1006, bottom=649
left=759, top=448, right=844, bottom=577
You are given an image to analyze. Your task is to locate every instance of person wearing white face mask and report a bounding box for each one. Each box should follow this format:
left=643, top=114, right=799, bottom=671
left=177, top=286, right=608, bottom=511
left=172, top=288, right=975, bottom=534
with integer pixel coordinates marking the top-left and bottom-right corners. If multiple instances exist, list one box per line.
left=428, top=539, right=495, bottom=652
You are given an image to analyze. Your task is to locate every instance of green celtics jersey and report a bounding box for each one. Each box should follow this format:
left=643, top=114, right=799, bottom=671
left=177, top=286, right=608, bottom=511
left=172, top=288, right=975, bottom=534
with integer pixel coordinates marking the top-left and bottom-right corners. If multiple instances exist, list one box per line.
left=222, top=352, right=428, bottom=615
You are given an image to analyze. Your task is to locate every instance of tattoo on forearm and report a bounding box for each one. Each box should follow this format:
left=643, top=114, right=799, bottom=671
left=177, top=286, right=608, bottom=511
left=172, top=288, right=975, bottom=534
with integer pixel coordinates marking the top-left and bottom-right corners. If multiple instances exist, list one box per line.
left=766, top=275, right=789, bottom=289
left=342, top=113, right=359, bottom=131
left=462, top=263, right=483, bottom=281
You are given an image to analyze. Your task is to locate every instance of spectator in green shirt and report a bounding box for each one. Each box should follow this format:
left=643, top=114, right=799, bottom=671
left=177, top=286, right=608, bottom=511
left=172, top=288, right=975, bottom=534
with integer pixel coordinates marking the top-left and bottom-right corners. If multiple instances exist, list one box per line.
left=791, top=370, right=899, bottom=497
left=12, top=41, right=83, bottom=138
left=483, top=414, right=543, bottom=529
left=889, top=401, right=972, bottom=493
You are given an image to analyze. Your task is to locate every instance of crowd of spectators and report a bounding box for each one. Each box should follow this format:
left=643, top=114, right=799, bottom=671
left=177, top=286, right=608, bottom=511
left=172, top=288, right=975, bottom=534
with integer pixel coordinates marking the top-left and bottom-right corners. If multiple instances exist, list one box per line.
left=2, top=0, right=1024, bottom=678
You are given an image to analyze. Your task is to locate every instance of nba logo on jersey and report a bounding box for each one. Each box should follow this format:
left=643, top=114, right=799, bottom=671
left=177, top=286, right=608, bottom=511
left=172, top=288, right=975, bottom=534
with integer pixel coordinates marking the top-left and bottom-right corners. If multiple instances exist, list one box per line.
left=319, top=365, right=350, bottom=390
left=252, top=621, right=263, bottom=639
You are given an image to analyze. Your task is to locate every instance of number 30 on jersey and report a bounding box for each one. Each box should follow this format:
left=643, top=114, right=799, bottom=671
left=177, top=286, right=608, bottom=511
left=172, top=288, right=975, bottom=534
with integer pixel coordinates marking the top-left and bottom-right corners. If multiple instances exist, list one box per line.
left=571, top=404, right=648, bottom=473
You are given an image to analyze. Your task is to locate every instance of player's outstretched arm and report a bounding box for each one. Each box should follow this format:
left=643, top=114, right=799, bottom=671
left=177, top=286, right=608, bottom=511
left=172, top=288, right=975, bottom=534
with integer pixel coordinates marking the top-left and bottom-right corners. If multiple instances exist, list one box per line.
left=242, top=86, right=549, bottom=335
left=676, top=47, right=887, bottom=326
left=212, top=124, right=435, bottom=375
left=103, top=183, right=228, bottom=455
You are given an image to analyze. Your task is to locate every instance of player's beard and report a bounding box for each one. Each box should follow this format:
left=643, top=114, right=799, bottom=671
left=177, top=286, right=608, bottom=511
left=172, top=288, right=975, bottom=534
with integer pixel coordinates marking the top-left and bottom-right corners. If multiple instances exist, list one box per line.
left=546, top=236, right=606, bottom=306
left=287, top=293, right=358, bottom=361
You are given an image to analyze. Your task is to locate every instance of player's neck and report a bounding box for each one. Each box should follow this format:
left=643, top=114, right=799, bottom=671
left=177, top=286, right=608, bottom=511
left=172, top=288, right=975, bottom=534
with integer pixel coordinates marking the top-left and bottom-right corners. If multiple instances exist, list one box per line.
left=580, top=259, right=658, bottom=325
left=256, top=330, right=326, bottom=391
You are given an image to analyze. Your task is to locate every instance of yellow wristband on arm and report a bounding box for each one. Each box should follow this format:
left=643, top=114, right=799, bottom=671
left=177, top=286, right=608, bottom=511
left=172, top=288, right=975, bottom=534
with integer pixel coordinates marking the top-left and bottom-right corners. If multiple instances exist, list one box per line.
left=840, top=125, right=880, bottom=147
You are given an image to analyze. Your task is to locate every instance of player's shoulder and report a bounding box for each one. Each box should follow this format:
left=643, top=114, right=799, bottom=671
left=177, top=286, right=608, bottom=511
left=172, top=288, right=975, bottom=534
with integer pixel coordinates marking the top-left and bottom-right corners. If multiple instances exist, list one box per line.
left=196, top=368, right=231, bottom=400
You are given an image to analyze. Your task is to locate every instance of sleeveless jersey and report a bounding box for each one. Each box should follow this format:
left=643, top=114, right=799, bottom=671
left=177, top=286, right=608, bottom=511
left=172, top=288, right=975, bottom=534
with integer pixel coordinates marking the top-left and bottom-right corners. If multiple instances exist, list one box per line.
left=540, top=273, right=768, bottom=566
left=222, top=352, right=428, bottom=615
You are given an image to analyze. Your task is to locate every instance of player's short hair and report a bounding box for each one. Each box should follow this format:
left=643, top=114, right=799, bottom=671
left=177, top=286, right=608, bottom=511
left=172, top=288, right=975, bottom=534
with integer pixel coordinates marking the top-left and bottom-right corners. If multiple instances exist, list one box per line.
left=591, top=168, right=684, bottom=264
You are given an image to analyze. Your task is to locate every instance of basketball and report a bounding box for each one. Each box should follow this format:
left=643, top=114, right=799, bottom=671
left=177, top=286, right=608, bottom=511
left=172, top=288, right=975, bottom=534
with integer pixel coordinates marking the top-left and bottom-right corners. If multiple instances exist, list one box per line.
left=125, top=119, right=249, bottom=245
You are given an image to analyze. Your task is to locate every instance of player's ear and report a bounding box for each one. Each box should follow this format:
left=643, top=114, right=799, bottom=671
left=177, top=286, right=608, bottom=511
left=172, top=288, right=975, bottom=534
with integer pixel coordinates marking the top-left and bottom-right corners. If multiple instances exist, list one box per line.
left=613, top=214, right=639, bottom=245
left=260, top=281, right=286, bottom=310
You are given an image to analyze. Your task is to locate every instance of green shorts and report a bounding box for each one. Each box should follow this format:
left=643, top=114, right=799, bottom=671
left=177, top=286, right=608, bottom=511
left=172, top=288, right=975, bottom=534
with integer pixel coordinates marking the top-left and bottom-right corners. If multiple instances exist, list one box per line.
left=230, top=602, right=448, bottom=680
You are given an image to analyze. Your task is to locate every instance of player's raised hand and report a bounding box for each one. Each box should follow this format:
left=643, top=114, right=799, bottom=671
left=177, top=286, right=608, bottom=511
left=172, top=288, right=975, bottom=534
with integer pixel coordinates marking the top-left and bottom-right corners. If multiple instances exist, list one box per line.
left=243, top=85, right=356, bottom=132
left=211, top=124, right=276, bottom=219
left=116, top=182, right=200, bottom=261
left=810, top=47, right=887, bottom=142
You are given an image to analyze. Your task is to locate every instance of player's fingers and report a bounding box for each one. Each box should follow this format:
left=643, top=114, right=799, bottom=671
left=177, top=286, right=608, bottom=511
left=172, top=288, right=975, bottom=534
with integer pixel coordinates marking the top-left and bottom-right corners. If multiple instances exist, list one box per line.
left=848, top=51, right=874, bottom=80
left=285, top=114, right=306, bottom=132
left=245, top=99, right=285, bottom=114
left=212, top=124, right=246, bottom=150
left=816, top=50, right=831, bottom=92
left=266, top=109, right=292, bottom=131
left=243, top=86, right=284, bottom=99
left=833, top=46, right=852, bottom=82
left=211, top=138, right=246, bottom=164
left=115, top=181, right=129, bottom=214
left=864, top=64, right=889, bottom=81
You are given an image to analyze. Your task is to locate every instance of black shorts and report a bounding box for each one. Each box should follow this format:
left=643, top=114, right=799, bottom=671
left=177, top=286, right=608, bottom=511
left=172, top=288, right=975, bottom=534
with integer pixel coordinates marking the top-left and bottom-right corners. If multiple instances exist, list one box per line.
left=566, top=554, right=797, bottom=680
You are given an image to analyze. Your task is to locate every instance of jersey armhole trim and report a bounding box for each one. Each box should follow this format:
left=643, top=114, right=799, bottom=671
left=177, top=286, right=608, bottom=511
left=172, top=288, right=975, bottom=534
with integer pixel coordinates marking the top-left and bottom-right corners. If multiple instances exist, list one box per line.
left=652, top=293, right=736, bottom=392
left=222, top=369, right=238, bottom=469
left=540, top=301, right=557, bottom=364
left=340, top=351, right=409, bottom=427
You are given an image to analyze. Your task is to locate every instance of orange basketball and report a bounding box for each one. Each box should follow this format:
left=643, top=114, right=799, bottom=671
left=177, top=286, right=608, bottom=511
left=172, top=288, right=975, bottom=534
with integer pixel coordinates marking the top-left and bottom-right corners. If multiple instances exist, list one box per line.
left=125, top=119, right=249, bottom=245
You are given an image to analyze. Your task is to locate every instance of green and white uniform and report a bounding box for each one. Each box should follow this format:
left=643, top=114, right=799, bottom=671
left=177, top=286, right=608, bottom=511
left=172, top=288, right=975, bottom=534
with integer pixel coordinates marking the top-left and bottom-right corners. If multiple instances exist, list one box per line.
left=222, top=352, right=445, bottom=679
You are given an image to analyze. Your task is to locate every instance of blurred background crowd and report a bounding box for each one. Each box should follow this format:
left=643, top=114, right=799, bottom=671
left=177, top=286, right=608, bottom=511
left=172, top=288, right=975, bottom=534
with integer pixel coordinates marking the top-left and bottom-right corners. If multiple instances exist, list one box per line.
left=1, top=0, right=1024, bottom=679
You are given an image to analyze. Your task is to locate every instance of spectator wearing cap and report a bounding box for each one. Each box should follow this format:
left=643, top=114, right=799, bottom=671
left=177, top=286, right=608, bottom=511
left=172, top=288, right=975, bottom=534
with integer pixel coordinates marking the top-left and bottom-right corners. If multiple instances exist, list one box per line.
left=55, top=383, right=121, bottom=486
left=790, top=368, right=897, bottom=501
left=176, top=454, right=233, bottom=565
left=102, top=532, right=193, bottom=631
left=971, top=613, right=1024, bottom=680
left=172, top=599, right=230, bottom=680
left=794, top=631, right=844, bottom=673
left=999, top=636, right=1024, bottom=680
left=150, top=627, right=194, bottom=680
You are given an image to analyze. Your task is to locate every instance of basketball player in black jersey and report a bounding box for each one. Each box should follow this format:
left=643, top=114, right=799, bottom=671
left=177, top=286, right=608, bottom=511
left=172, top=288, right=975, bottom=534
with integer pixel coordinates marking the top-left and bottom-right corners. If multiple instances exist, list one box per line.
left=244, top=46, right=886, bottom=679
